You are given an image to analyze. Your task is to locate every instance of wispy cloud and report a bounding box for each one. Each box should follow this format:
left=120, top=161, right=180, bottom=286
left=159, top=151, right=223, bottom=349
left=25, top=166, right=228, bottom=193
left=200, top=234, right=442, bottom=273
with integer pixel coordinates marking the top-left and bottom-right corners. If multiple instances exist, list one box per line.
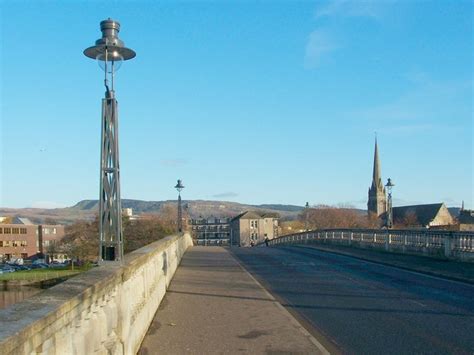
left=305, top=0, right=395, bottom=68
left=356, top=77, right=471, bottom=134
left=304, top=30, right=337, bottom=68
left=159, top=158, right=188, bottom=167
left=315, top=0, right=394, bottom=20
left=212, top=192, right=239, bottom=198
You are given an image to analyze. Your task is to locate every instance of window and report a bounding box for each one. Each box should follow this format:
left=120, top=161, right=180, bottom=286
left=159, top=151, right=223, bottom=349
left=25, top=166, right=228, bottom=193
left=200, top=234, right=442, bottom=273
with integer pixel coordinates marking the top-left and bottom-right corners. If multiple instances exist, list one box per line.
left=12, top=241, right=20, bottom=247
left=0, top=228, right=2, bottom=234
left=20, top=228, right=27, bottom=234
left=0, top=241, right=3, bottom=247
left=3, top=228, right=11, bottom=234
left=21, top=253, right=28, bottom=259
left=255, top=221, right=258, bottom=228
left=20, top=241, right=27, bottom=247
left=4, top=241, right=11, bottom=247
left=12, top=228, right=19, bottom=234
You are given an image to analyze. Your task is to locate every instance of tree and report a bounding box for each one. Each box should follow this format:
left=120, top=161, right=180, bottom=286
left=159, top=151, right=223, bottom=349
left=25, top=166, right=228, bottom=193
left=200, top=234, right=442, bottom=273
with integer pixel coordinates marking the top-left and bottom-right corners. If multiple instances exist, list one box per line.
left=298, top=205, right=375, bottom=230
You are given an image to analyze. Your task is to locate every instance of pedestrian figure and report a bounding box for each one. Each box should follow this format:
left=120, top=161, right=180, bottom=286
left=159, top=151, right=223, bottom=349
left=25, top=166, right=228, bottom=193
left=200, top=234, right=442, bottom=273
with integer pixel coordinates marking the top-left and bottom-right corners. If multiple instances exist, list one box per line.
left=264, top=237, right=269, bottom=247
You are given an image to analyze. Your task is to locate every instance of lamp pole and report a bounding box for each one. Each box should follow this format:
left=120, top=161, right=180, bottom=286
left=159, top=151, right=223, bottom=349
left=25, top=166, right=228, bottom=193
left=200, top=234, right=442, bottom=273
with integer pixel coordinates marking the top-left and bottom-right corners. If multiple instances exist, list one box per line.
left=175, top=179, right=185, bottom=233
left=304, top=202, right=309, bottom=231
left=84, top=19, right=136, bottom=263
left=385, top=178, right=395, bottom=229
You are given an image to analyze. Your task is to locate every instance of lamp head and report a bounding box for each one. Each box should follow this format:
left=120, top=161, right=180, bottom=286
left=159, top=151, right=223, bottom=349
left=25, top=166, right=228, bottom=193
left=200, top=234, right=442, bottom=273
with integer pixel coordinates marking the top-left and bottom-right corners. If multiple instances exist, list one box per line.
left=385, top=178, right=395, bottom=194
left=175, top=179, right=185, bottom=192
left=84, top=18, right=136, bottom=71
left=385, top=178, right=395, bottom=188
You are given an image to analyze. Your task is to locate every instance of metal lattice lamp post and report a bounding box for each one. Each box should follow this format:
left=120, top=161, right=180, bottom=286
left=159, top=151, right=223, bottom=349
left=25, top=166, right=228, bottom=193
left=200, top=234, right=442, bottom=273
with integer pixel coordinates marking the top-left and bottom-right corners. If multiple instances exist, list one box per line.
left=304, top=202, right=309, bottom=231
left=385, top=178, right=395, bottom=229
left=84, top=19, right=136, bottom=262
left=175, top=179, right=185, bottom=233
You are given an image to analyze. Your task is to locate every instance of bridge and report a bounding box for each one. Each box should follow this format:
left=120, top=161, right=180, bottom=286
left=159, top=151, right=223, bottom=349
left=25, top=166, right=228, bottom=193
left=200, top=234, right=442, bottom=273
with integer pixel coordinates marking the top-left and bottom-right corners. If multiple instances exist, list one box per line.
left=0, top=230, right=473, bottom=354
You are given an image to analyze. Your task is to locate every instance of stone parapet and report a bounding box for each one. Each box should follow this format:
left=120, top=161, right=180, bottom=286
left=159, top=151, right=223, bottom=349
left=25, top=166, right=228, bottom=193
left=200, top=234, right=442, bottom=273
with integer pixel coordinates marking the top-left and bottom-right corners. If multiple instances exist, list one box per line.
left=0, top=233, right=193, bottom=354
left=270, top=229, right=474, bottom=262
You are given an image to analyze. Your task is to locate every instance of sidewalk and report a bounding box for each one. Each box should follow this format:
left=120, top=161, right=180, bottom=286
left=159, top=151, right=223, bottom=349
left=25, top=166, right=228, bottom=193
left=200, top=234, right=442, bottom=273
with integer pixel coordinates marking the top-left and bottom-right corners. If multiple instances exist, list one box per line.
left=300, top=244, right=474, bottom=284
left=138, top=246, right=327, bottom=355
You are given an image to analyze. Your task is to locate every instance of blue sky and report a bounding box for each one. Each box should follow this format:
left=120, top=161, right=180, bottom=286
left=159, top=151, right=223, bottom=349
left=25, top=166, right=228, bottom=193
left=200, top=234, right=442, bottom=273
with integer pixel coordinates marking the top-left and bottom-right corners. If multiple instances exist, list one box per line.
left=0, top=0, right=472, bottom=209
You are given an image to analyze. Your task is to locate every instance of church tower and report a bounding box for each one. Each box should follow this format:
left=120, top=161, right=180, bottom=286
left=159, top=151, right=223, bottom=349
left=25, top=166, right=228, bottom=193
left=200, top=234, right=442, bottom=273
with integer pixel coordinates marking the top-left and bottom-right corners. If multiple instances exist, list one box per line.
left=368, top=138, right=387, bottom=217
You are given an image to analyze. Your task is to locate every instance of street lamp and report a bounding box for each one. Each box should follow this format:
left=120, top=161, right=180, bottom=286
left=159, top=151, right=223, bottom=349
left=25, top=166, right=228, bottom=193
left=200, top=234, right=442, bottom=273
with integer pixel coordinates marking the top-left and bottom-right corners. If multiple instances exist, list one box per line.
left=304, top=202, right=309, bottom=231
left=84, top=19, right=136, bottom=263
left=175, top=179, right=185, bottom=233
left=385, top=178, right=395, bottom=228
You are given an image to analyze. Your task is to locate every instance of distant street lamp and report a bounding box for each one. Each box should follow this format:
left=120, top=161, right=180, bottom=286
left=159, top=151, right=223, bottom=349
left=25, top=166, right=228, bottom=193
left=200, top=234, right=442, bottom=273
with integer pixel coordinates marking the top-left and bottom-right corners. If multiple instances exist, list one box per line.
left=385, top=178, right=395, bottom=228
left=175, top=179, right=185, bottom=233
left=304, top=202, right=309, bottom=231
left=84, top=19, right=136, bottom=262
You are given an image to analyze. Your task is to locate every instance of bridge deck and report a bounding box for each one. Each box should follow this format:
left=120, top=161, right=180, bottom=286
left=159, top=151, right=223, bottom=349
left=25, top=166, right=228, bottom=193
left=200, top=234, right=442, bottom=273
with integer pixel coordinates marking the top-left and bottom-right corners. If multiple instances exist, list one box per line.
left=138, top=246, right=327, bottom=354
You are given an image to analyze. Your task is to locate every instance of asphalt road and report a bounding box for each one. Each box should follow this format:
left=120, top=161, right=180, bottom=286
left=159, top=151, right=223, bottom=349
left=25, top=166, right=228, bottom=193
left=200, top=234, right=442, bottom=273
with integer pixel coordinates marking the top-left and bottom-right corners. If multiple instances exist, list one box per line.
left=231, top=246, right=474, bottom=355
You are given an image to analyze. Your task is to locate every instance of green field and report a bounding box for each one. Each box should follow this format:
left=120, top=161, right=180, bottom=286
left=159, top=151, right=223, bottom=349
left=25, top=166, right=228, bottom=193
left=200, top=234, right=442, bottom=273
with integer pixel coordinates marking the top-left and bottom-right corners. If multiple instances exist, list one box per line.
left=0, top=265, right=93, bottom=281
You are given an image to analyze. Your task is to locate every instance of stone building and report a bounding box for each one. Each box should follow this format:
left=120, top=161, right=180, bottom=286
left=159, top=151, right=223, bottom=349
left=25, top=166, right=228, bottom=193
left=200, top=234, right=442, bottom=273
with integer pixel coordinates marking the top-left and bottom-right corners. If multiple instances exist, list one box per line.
left=367, top=138, right=387, bottom=217
left=393, top=203, right=454, bottom=228
left=230, top=211, right=279, bottom=247
left=366, top=138, right=454, bottom=229
left=0, top=219, right=65, bottom=261
left=458, top=208, right=474, bottom=231
left=190, top=217, right=230, bottom=246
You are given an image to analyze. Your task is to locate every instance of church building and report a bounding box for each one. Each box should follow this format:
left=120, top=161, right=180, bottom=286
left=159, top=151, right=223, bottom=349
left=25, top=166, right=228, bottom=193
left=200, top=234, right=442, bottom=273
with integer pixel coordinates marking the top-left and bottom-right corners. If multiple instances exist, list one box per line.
left=366, top=138, right=454, bottom=229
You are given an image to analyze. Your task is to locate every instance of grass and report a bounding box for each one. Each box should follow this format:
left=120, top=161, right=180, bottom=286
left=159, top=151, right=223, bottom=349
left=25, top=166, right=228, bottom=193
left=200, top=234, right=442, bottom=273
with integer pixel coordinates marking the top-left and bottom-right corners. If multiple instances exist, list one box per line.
left=0, top=265, right=93, bottom=281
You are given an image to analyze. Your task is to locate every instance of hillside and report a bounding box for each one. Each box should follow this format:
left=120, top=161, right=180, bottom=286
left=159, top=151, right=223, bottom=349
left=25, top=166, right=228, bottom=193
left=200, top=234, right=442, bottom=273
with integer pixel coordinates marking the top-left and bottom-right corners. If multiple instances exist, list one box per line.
left=0, top=199, right=305, bottom=225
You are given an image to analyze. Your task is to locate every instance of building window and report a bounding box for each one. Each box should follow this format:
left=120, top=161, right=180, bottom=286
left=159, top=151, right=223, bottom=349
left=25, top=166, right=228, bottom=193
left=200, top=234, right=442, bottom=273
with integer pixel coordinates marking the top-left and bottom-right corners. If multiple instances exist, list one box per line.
left=12, top=241, right=20, bottom=247
left=21, top=253, right=28, bottom=259
left=4, top=241, right=11, bottom=247
left=255, top=221, right=258, bottom=228
left=0, top=228, right=2, bottom=234
left=20, top=228, right=27, bottom=234
left=3, top=228, right=11, bottom=234
left=20, top=241, right=27, bottom=247
left=0, top=241, right=3, bottom=247
left=12, top=228, right=20, bottom=234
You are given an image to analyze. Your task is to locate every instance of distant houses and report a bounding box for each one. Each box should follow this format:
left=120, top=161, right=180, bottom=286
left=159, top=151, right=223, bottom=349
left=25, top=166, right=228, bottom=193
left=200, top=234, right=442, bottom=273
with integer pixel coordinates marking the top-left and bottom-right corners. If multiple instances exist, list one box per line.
left=229, top=211, right=280, bottom=247
left=0, top=218, right=65, bottom=262
left=190, top=211, right=280, bottom=247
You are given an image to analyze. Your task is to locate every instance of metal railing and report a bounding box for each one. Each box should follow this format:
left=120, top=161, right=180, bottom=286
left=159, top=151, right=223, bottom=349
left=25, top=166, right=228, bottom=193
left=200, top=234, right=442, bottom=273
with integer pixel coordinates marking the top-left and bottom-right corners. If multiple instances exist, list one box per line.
left=268, top=229, right=474, bottom=262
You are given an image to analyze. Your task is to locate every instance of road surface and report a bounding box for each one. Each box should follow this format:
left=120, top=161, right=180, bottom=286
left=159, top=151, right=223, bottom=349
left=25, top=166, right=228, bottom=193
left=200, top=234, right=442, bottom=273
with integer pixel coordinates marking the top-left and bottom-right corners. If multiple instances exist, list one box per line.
left=231, top=245, right=474, bottom=355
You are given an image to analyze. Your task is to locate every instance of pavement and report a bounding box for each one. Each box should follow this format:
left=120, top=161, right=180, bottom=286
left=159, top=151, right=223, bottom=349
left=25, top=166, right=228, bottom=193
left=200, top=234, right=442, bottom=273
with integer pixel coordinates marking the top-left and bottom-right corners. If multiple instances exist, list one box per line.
left=231, top=245, right=474, bottom=355
left=138, top=246, right=327, bottom=355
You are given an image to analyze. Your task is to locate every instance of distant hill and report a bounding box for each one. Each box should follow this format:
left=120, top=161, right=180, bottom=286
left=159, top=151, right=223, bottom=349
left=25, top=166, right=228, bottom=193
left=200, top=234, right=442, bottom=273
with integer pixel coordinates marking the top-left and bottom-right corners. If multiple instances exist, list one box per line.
left=70, top=199, right=304, bottom=220
left=0, top=199, right=305, bottom=225
left=2, top=200, right=460, bottom=225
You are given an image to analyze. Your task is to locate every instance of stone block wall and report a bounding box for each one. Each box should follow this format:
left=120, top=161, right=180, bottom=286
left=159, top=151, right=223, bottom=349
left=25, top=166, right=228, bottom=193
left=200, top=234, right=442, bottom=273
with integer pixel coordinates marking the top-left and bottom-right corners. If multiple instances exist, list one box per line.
left=0, top=233, right=193, bottom=354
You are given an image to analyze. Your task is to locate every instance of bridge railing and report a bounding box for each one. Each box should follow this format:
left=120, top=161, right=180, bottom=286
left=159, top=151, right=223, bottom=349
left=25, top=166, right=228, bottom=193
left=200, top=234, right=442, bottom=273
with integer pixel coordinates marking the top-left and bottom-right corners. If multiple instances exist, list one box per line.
left=0, top=233, right=193, bottom=355
left=268, top=229, right=474, bottom=262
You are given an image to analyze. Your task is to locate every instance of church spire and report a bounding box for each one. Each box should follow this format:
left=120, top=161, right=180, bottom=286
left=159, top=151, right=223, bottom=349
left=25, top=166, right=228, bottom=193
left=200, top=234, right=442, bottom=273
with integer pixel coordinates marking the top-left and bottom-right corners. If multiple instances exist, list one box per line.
left=368, top=135, right=386, bottom=217
left=372, top=137, right=382, bottom=187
